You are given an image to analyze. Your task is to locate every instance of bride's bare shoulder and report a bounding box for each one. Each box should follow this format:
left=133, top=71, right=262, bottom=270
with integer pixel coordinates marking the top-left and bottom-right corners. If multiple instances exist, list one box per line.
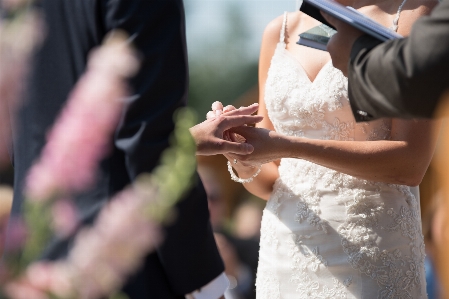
left=262, top=13, right=285, bottom=43
left=405, top=0, right=439, bottom=15
left=262, top=11, right=306, bottom=43
left=398, top=0, right=438, bottom=35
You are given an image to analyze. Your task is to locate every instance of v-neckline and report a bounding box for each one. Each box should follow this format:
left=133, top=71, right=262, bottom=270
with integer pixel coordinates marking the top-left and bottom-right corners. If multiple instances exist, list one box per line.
left=281, top=46, right=332, bottom=84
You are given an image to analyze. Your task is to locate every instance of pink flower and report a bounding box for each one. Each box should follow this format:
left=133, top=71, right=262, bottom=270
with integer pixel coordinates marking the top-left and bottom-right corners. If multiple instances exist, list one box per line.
left=5, top=184, right=164, bottom=299
left=51, top=199, right=78, bottom=238
left=4, top=278, right=49, bottom=299
left=65, top=187, right=162, bottom=299
left=25, top=262, right=74, bottom=298
left=4, top=217, right=27, bottom=252
left=25, top=32, right=139, bottom=201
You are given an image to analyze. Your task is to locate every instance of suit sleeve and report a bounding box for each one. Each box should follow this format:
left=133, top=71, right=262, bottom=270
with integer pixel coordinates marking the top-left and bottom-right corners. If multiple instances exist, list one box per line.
left=104, top=0, right=224, bottom=295
left=348, top=0, right=449, bottom=121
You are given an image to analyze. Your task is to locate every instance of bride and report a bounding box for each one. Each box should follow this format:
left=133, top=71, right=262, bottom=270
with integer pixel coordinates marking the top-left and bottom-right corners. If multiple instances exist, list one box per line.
left=207, top=0, right=440, bottom=297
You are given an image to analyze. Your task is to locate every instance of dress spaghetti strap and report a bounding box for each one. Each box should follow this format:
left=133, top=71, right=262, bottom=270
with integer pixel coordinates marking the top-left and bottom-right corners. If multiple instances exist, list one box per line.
left=280, top=12, right=288, bottom=45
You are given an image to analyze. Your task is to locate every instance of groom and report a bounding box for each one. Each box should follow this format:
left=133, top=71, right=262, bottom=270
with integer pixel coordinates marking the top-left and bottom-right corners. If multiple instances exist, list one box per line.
left=8, top=0, right=261, bottom=298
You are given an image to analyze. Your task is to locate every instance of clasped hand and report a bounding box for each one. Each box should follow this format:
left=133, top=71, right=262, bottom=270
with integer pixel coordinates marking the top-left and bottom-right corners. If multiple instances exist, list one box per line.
left=206, top=101, right=282, bottom=168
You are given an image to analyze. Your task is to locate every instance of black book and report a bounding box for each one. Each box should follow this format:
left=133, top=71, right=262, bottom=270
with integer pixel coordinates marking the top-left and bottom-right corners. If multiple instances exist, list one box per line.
left=297, top=24, right=336, bottom=51
left=300, top=1, right=336, bottom=30
left=299, top=0, right=402, bottom=42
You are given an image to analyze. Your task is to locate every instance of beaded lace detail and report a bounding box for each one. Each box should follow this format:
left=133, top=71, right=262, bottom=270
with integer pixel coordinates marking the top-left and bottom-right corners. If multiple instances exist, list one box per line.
left=256, top=12, right=427, bottom=299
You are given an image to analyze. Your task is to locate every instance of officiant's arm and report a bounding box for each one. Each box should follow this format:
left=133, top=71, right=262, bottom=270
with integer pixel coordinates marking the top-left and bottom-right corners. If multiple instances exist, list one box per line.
left=324, top=0, right=445, bottom=120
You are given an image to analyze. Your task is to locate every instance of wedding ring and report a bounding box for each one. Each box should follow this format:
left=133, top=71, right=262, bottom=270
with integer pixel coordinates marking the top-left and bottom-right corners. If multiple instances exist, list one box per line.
left=233, top=159, right=238, bottom=165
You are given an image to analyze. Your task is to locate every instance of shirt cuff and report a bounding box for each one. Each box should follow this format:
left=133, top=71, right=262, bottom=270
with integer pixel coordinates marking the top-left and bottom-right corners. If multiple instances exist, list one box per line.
left=185, top=273, right=229, bottom=299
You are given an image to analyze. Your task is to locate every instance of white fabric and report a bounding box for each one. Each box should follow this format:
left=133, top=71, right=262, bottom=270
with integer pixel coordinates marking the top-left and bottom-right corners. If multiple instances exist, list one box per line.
left=255, top=13, right=427, bottom=299
left=185, top=273, right=228, bottom=299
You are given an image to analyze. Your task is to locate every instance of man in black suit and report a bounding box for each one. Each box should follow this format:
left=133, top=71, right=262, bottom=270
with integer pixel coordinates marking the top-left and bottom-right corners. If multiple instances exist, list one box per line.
left=322, top=0, right=449, bottom=121
left=6, top=0, right=260, bottom=298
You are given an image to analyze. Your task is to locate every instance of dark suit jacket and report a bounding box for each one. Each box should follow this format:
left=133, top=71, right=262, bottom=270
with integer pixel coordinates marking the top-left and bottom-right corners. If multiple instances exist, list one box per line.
left=347, top=0, right=449, bottom=121
left=10, top=0, right=224, bottom=298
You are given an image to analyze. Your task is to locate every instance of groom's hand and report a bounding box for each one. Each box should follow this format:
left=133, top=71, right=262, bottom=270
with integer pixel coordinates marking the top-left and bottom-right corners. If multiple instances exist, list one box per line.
left=190, top=104, right=263, bottom=156
left=321, top=12, right=364, bottom=76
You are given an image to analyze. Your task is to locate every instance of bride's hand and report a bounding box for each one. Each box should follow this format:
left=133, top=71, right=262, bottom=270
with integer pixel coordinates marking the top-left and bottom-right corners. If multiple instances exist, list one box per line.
left=224, top=153, right=261, bottom=179
left=226, top=126, right=286, bottom=167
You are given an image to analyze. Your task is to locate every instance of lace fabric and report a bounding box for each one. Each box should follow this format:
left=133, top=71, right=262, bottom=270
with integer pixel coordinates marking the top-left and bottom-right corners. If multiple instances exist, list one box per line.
left=256, top=12, right=427, bottom=299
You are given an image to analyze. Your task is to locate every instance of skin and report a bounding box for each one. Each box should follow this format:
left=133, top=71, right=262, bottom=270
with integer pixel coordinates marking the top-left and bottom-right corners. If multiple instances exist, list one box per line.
left=189, top=103, right=263, bottom=156
left=209, top=1, right=440, bottom=201
left=323, top=0, right=436, bottom=76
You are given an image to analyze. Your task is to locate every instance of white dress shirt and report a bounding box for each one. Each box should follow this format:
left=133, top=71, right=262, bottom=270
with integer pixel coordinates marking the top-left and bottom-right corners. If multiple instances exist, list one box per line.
left=185, top=273, right=228, bottom=299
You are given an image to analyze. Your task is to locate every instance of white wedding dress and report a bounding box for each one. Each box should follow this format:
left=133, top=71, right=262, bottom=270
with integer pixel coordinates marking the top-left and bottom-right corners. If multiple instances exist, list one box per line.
left=256, top=12, right=427, bottom=299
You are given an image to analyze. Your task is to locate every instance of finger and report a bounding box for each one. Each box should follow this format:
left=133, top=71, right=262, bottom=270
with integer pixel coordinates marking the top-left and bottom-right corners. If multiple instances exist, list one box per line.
left=212, top=101, right=224, bottom=111
left=228, top=125, right=254, bottom=136
left=224, top=131, right=232, bottom=141
left=320, top=12, right=338, bottom=27
left=220, top=140, right=254, bottom=155
left=215, top=109, right=223, bottom=117
left=224, top=103, right=260, bottom=117
left=223, top=105, right=236, bottom=113
left=220, top=114, right=264, bottom=131
left=206, top=111, right=216, bottom=120
left=234, top=133, right=246, bottom=143
left=229, top=132, right=239, bottom=143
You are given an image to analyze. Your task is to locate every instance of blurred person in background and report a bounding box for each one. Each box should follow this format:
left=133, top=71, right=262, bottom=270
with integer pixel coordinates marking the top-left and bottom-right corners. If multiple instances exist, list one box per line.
left=233, top=200, right=262, bottom=241
left=230, top=200, right=261, bottom=299
left=214, top=233, right=253, bottom=299
left=198, top=163, right=260, bottom=299
left=422, top=190, right=444, bottom=299
left=198, top=165, right=227, bottom=233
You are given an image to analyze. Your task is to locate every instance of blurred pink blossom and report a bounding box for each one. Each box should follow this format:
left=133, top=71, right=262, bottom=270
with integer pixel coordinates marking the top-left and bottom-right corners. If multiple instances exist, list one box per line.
left=67, top=187, right=162, bottom=298
left=25, top=262, right=74, bottom=298
left=51, top=199, right=78, bottom=238
left=3, top=277, right=49, bottom=299
left=5, top=217, right=27, bottom=252
left=5, top=185, right=163, bottom=299
left=25, top=32, right=139, bottom=201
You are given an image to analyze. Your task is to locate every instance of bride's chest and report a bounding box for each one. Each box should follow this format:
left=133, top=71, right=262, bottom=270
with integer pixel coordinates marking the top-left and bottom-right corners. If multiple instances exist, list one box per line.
left=264, top=48, right=391, bottom=141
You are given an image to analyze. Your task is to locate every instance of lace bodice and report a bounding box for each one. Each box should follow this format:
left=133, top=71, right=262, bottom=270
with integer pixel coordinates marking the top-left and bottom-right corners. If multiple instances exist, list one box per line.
left=256, top=12, right=427, bottom=299
left=264, top=39, right=391, bottom=142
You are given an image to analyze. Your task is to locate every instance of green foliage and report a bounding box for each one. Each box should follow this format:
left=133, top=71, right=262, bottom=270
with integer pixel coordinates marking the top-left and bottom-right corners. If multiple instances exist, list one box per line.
left=108, top=293, right=130, bottom=299
left=19, top=201, right=53, bottom=270
left=138, top=107, right=198, bottom=223
left=187, top=3, right=258, bottom=118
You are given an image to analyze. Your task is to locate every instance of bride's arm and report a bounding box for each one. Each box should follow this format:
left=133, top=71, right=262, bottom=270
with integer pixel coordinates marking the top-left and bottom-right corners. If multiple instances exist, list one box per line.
left=229, top=118, right=441, bottom=186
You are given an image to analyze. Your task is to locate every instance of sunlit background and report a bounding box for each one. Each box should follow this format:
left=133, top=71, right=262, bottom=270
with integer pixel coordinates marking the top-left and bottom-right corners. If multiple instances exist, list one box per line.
left=185, top=0, right=294, bottom=116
